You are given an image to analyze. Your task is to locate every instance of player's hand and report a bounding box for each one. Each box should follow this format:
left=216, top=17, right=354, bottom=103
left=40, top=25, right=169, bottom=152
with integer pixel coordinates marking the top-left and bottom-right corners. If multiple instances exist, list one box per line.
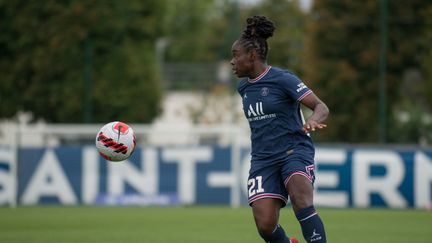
left=302, top=120, right=327, bottom=133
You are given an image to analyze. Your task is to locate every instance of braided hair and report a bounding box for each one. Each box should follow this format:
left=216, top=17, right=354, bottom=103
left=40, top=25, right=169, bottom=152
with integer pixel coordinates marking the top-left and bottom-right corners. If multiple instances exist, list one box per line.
left=238, top=16, right=276, bottom=61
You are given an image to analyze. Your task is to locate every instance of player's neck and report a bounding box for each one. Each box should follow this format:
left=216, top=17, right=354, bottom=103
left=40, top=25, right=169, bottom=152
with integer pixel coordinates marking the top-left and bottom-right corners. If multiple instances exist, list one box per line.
left=249, top=63, right=269, bottom=80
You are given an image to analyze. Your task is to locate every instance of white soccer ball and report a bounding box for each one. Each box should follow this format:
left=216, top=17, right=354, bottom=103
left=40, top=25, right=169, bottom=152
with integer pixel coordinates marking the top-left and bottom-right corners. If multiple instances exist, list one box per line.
left=95, top=121, right=136, bottom=162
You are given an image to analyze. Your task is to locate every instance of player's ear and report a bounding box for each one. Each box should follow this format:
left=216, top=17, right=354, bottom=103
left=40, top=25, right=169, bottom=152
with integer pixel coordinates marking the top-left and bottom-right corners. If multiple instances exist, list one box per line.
left=248, top=49, right=257, bottom=61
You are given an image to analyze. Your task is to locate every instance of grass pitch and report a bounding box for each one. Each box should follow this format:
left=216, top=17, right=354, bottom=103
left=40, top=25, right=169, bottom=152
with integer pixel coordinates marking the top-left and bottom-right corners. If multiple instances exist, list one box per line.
left=0, top=206, right=431, bottom=243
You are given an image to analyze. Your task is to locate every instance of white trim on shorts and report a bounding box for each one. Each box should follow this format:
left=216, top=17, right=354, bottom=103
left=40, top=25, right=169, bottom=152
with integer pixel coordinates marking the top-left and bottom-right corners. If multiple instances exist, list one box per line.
left=248, top=193, right=288, bottom=206
left=284, top=171, right=314, bottom=187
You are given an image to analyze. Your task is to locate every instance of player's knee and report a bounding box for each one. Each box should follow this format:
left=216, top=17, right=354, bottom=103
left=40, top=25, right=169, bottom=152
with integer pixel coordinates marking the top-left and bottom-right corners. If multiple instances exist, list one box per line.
left=290, top=188, right=313, bottom=212
left=290, top=192, right=313, bottom=212
left=254, top=211, right=278, bottom=235
left=256, top=219, right=277, bottom=237
left=254, top=213, right=278, bottom=235
left=287, top=175, right=314, bottom=211
left=252, top=198, right=282, bottom=236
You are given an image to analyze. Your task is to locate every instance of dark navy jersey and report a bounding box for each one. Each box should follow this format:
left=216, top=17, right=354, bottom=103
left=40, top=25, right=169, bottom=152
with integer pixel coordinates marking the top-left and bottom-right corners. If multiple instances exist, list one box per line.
left=237, top=66, right=315, bottom=165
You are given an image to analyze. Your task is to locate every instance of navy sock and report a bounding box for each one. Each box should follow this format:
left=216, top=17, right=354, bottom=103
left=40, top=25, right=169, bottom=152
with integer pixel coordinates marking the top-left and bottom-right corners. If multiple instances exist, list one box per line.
left=259, top=224, right=290, bottom=243
left=295, top=206, right=326, bottom=243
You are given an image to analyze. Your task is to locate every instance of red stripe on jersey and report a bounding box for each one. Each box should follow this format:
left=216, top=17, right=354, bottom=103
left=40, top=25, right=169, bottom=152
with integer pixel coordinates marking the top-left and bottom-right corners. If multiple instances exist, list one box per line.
left=248, top=66, right=272, bottom=83
left=297, top=90, right=313, bottom=101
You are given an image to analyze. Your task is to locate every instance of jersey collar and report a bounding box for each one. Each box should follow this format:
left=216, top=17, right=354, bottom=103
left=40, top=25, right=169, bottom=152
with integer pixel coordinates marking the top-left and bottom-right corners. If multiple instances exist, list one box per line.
left=248, top=66, right=272, bottom=83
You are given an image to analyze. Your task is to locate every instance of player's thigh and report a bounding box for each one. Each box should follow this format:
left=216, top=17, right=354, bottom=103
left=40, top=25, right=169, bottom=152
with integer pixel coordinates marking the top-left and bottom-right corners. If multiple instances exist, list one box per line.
left=248, top=163, right=288, bottom=206
left=281, top=159, right=316, bottom=212
left=251, top=198, right=283, bottom=232
left=286, top=174, right=314, bottom=212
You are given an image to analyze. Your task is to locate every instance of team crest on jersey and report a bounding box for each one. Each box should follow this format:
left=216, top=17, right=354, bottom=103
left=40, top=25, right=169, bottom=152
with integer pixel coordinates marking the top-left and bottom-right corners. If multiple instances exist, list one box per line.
left=260, top=87, right=269, bottom=96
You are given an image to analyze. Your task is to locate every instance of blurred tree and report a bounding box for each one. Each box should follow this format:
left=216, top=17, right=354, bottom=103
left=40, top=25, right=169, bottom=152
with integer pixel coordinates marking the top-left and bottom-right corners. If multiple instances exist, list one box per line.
left=0, top=0, right=164, bottom=123
left=162, top=0, right=220, bottom=62
left=160, top=0, right=307, bottom=92
left=156, top=0, right=230, bottom=91
left=305, top=0, right=432, bottom=143
left=421, top=5, right=432, bottom=110
left=246, top=0, right=307, bottom=74
left=386, top=0, right=432, bottom=144
left=162, top=0, right=306, bottom=66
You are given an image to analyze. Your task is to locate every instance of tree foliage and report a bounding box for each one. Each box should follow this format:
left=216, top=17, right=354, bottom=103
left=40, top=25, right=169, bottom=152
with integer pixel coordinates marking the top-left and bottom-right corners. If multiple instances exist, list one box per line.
left=245, top=0, right=307, bottom=74
left=1, top=0, right=430, bottom=145
left=304, top=0, right=432, bottom=143
left=162, top=0, right=224, bottom=62
left=162, top=0, right=307, bottom=67
left=0, top=0, right=165, bottom=123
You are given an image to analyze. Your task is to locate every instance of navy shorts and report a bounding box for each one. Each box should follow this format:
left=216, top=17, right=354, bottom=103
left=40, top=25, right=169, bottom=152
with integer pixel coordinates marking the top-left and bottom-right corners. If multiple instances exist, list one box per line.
left=247, top=154, right=316, bottom=207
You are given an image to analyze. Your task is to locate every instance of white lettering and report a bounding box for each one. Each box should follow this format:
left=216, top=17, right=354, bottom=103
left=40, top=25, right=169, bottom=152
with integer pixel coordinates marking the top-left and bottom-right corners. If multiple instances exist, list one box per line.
left=314, top=148, right=348, bottom=207
left=256, top=102, right=263, bottom=115
left=241, top=154, right=252, bottom=197
left=207, top=172, right=234, bottom=188
left=21, top=149, right=77, bottom=205
left=0, top=148, right=13, bottom=205
left=82, top=146, right=99, bottom=204
left=248, top=102, right=265, bottom=117
left=247, top=113, right=276, bottom=122
left=0, top=170, right=12, bottom=204
left=414, top=152, right=432, bottom=208
left=296, top=83, right=307, bottom=92
left=163, top=147, right=212, bottom=204
left=248, top=104, right=257, bottom=117
left=353, top=150, right=407, bottom=208
left=108, top=148, right=158, bottom=196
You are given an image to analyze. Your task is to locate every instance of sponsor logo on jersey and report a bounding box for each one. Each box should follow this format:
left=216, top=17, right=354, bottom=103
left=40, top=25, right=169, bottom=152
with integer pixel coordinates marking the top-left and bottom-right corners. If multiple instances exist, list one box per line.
left=248, top=102, right=264, bottom=117
left=247, top=102, right=276, bottom=122
left=296, top=83, right=308, bottom=93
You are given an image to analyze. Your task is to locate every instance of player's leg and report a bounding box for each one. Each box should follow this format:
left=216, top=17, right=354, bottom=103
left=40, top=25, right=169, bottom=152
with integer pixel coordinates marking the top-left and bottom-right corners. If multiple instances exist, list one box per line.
left=251, top=198, right=290, bottom=243
left=248, top=164, right=296, bottom=243
left=286, top=174, right=326, bottom=243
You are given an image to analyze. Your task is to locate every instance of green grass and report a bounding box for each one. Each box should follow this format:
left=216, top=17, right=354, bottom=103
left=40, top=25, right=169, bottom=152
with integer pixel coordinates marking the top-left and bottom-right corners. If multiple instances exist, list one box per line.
left=0, top=206, right=431, bottom=243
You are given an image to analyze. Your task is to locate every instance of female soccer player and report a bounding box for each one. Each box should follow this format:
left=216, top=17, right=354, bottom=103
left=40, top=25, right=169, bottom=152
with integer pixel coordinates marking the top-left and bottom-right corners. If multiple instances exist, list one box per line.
left=231, top=16, right=329, bottom=243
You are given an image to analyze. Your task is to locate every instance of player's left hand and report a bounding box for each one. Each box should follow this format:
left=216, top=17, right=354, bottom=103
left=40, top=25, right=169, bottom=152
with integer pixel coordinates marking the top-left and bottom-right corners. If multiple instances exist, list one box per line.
left=302, top=120, right=327, bottom=133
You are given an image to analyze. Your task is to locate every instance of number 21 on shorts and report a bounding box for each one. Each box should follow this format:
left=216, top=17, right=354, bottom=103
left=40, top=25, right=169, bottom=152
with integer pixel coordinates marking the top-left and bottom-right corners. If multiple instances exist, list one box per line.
left=248, top=176, right=265, bottom=197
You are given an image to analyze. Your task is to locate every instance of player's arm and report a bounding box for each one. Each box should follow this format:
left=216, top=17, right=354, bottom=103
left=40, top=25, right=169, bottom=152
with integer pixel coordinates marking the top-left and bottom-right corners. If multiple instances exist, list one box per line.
left=300, top=92, right=329, bottom=133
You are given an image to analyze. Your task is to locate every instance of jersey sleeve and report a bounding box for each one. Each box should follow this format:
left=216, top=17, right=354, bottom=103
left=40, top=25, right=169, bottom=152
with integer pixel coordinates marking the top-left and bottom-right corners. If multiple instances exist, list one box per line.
left=280, top=73, right=312, bottom=101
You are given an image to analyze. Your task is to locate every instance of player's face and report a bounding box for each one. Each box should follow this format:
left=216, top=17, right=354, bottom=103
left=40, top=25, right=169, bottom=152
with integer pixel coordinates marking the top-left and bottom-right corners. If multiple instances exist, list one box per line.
left=230, top=41, right=253, bottom=78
